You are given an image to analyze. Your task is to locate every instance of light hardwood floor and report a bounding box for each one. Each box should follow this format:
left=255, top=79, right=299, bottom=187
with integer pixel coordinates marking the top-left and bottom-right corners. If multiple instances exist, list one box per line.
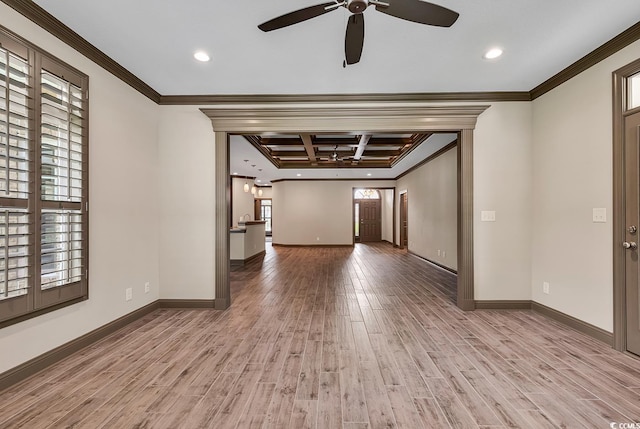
left=1, top=242, right=640, bottom=428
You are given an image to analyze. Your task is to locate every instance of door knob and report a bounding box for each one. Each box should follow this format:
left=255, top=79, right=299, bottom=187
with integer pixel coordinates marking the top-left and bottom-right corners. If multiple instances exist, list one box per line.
left=623, top=241, right=638, bottom=250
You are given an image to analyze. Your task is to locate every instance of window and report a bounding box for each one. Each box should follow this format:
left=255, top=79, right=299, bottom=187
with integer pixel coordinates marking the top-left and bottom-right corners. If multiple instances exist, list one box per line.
left=0, top=28, right=88, bottom=327
left=260, top=199, right=272, bottom=233
left=354, top=188, right=380, bottom=199
left=630, top=72, right=640, bottom=110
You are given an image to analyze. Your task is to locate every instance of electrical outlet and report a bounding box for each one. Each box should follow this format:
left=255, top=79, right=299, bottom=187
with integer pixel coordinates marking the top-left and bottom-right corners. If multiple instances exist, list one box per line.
left=481, top=210, right=496, bottom=222
left=543, top=281, right=550, bottom=294
left=437, top=249, right=441, bottom=256
left=442, top=251, right=446, bottom=258
left=144, top=282, right=150, bottom=294
left=125, top=288, right=133, bottom=301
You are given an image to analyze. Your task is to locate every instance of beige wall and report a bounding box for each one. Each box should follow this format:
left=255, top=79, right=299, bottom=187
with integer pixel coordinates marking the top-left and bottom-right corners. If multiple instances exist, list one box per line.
left=473, top=102, right=534, bottom=301
left=256, top=186, right=273, bottom=199
left=232, top=177, right=256, bottom=226
left=531, top=39, right=640, bottom=332
left=381, top=189, right=394, bottom=243
left=397, top=146, right=458, bottom=270
left=157, top=105, right=215, bottom=300
left=272, top=180, right=395, bottom=245
left=0, top=3, right=161, bottom=373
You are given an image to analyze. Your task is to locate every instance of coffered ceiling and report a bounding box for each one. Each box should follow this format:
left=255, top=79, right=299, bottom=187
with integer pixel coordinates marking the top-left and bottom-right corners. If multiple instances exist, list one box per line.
left=244, top=133, right=431, bottom=169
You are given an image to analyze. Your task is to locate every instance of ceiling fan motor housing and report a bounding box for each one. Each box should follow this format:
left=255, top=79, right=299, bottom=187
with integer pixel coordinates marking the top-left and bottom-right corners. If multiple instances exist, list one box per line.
left=347, top=0, right=368, bottom=13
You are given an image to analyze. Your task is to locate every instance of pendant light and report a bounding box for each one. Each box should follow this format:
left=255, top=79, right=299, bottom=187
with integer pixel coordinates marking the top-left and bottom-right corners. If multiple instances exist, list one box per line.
left=243, top=181, right=249, bottom=193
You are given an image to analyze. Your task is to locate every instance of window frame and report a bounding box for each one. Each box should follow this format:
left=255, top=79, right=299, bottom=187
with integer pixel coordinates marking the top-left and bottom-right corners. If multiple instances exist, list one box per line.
left=0, top=25, right=89, bottom=329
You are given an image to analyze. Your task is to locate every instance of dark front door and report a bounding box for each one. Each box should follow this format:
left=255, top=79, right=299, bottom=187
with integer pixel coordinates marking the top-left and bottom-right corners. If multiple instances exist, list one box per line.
left=624, top=109, right=640, bottom=356
left=359, top=199, right=381, bottom=242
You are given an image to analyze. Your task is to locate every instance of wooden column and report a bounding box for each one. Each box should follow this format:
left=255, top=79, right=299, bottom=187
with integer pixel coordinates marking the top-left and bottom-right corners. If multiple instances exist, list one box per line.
left=215, top=131, right=231, bottom=310
left=457, top=129, right=475, bottom=311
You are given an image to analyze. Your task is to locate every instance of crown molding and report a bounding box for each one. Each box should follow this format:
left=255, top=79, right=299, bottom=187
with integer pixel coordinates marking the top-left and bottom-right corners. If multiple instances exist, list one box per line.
left=161, top=92, right=531, bottom=105
left=530, top=20, right=640, bottom=100
left=0, top=0, right=161, bottom=103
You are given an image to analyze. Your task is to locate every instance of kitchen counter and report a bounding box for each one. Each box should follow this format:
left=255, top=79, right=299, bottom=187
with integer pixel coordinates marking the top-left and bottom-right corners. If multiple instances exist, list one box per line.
left=230, top=221, right=266, bottom=265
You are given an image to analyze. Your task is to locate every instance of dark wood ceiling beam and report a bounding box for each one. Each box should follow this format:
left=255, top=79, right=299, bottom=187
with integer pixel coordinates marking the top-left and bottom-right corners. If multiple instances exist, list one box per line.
left=278, top=161, right=390, bottom=169
left=260, top=138, right=303, bottom=146
left=243, top=135, right=281, bottom=168
left=316, top=150, right=399, bottom=157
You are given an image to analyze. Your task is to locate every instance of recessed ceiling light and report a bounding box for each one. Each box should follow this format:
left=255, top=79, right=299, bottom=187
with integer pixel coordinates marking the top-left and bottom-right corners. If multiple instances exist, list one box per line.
left=194, top=51, right=211, bottom=62
left=232, top=172, right=238, bottom=175
left=257, top=179, right=262, bottom=183
left=296, top=173, right=302, bottom=177
left=483, top=48, right=503, bottom=60
left=367, top=173, right=372, bottom=176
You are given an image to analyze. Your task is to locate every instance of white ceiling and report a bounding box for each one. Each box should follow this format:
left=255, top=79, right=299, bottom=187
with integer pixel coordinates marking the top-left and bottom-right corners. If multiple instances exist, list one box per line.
left=32, top=0, right=640, bottom=95
left=27, top=1, right=640, bottom=182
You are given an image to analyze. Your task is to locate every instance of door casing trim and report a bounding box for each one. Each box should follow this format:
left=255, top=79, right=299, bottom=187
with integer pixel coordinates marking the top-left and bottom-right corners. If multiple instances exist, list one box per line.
left=612, top=58, right=640, bottom=351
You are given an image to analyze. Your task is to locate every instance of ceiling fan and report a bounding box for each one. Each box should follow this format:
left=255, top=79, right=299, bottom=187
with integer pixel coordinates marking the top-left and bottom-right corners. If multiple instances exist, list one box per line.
left=258, top=0, right=459, bottom=66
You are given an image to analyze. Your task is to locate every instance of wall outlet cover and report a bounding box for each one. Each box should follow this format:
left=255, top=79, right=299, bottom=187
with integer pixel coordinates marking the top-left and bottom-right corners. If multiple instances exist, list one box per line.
left=481, top=211, right=496, bottom=222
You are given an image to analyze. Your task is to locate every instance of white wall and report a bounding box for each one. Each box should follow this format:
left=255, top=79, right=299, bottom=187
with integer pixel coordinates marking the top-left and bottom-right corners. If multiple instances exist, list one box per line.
left=0, top=3, right=161, bottom=373
left=531, top=39, right=640, bottom=332
left=273, top=180, right=395, bottom=245
left=396, top=146, right=458, bottom=270
left=157, top=105, right=215, bottom=300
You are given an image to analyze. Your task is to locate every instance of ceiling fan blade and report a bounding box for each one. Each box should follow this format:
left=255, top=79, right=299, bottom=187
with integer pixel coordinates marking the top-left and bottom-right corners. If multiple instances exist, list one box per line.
left=345, top=14, right=365, bottom=65
left=375, top=0, right=459, bottom=27
left=258, top=2, right=338, bottom=32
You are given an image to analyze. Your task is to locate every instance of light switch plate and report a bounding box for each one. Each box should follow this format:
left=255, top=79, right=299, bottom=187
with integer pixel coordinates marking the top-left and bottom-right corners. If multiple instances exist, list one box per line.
left=481, top=211, right=496, bottom=222
left=593, top=208, right=606, bottom=223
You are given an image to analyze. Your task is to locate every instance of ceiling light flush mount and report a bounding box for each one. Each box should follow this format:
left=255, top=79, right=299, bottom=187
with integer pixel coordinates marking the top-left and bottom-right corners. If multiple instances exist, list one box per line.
left=483, top=48, right=503, bottom=60
left=193, top=51, right=211, bottom=62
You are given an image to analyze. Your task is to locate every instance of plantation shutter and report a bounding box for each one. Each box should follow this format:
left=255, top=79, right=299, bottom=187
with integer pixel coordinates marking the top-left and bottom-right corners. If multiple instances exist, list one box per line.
left=36, top=56, right=87, bottom=309
left=0, top=36, right=33, bottom=320
left=0, top=28, right=89, bottom=327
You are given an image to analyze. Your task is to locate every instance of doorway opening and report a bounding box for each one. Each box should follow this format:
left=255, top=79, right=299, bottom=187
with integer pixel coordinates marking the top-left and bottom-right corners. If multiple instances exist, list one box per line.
left=204, top=103, right=487, bottom=311
left=255, top=198, right=272, bottom=237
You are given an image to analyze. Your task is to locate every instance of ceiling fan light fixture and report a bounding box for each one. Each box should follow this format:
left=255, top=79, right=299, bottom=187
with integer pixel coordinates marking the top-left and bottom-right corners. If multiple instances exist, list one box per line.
left=483, top=48, right=503, bottom=60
